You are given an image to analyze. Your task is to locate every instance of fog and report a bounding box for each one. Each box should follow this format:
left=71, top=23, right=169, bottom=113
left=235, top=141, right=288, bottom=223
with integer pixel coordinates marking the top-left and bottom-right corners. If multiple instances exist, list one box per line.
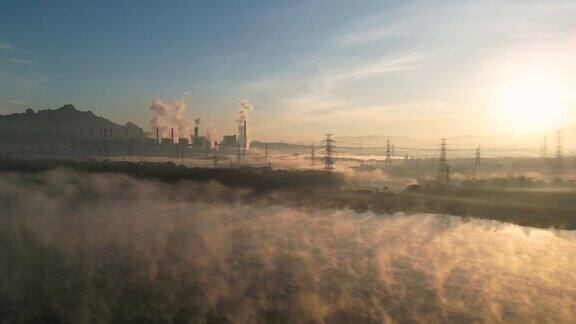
left=1, top=170, right=575, bottom=322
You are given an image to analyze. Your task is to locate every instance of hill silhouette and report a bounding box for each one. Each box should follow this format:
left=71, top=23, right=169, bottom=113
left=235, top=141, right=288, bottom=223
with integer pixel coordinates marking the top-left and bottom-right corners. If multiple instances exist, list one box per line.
left=0, top=104, right=141, bottom=143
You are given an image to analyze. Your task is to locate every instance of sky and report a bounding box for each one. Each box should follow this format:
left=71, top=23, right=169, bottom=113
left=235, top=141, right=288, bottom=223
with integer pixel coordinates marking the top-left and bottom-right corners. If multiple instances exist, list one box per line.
left=1, top=0, right=576, bottom=142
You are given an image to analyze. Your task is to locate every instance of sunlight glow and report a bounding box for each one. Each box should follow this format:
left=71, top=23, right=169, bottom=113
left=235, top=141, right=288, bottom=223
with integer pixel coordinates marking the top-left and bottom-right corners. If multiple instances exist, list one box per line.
left=498, top=65, right=568, bottom=133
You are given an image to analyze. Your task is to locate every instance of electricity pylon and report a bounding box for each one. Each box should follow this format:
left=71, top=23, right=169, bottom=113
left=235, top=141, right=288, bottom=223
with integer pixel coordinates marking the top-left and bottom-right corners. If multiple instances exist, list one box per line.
left=310, top=141, right=315, bottom=166
left=322, top=134, right=336, bottom=176
left=474, top=146, right=481, bottom=176
left=385, top=139, right=393, bottom=167
left=554, top=129, right=564, bottom=177
left=437, top=138, right=450, bottom=183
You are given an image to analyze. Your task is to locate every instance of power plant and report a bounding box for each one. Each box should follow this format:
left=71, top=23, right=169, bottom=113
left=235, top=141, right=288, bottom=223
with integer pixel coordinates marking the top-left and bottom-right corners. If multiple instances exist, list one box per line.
left=2, top=103, right=573, bottom=182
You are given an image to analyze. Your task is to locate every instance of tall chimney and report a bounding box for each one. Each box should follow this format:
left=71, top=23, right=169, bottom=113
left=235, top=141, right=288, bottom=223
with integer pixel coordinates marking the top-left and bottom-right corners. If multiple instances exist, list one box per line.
left=194, top=126, right=199, bottom=138
left=243, top=120, right=247, bottom=153
left=171, top=128, right=174, bottom=144
left=156, top=128, right=159, bottom=143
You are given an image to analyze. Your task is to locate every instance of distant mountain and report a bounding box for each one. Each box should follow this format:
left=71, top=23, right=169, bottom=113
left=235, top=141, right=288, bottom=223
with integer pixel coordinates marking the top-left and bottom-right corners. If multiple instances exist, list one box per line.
left=251, top=141, right=309, bottom=150
left=336, top=129, right=576, bottom=149
left=335, top=135, right=426, bottom=147
left=0, top=104, right=141, bottom=143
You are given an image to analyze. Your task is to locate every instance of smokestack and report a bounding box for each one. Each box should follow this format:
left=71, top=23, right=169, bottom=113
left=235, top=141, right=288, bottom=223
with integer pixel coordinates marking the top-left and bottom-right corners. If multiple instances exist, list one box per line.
left=156, top=128, right=159, bottom=143
left=243, top=120, right=247, bottom=154
left=171, top=128, right=174, bottom=144
left=193, top=118, right=200, bottom=138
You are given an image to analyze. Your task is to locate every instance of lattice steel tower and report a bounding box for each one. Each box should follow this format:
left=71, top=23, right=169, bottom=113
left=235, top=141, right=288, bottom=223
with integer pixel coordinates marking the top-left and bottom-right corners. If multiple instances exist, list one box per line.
left=322, top=134, right=336, bottom=175
left=310, top=141, right=315, bottom=166
left=541, top=136, right=548, bottom=158
left=213, top=143, right=219, bottom=168
left=554, top=129, right=564, bottom=177
left=437, top=138, right=450, bottom=183
left=236, top=142, right=241, bottom=168
left=385, top=139, right=393, bottom=167
left=474, top=146, right=481, bottom=176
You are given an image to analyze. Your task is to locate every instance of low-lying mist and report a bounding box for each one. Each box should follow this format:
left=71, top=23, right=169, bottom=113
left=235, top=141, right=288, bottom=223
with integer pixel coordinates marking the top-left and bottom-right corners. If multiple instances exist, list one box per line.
left=1, top=170, right=575, bottom=323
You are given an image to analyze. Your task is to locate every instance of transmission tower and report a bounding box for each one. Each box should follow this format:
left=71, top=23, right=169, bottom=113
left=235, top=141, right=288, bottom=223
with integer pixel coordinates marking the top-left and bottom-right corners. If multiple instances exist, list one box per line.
left=437, top=138, right=450, bottom=183
left=236, top=142, right=241, bottom=168
left=385, top=139, right=393, bottom=167
left=139, top=128, right=143, bottom=163
left=265, top=144, right=269, bottom=159
left=540, top=136, right=548, bottom=158
left=310, top=141, right=315, bottom=166
left=213, top=143, right=219, bottom=168
left=322, top=134, right=336, bottom=175
left=554, top=129, right=564, bottom=177
left=474, top=146, right=481, bottom=176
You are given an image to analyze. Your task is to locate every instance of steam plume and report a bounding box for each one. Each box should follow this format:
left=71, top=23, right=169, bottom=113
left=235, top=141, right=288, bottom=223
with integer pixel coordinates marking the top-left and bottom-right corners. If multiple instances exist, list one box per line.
left=150, top=99, right=194, bottom=138
left=206, top=122, right=221, bottom=149
left=237, top=99, right=253, bottom=150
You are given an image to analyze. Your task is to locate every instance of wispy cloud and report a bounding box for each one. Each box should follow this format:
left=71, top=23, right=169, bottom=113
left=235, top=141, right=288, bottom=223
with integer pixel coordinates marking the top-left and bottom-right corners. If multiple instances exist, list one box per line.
left=0, top=42, right=16, bottom=52
left=3, top=58, right=35, bottom=65
left=334, top=25, right=402, bottom=48
left=334, top=0, right=576, bottom=49
left=309, top=53, right=423, bottom=93
left=0, top=42, right=47, bottom=111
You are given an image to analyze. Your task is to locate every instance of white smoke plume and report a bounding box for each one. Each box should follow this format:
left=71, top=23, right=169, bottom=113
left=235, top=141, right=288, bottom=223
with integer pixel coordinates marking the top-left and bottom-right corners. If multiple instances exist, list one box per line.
left=150, top=99, right=194, bottom=139
left=237, top=99, right=254, bottom=150
left=205, top=122, right=221, bottom=149
left=1, top=169, right=575, bottom=323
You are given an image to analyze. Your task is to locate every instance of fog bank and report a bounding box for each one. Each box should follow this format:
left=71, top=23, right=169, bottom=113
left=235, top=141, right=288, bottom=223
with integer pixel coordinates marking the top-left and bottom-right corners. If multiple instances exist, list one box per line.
left=0, top=170, right=575, bottom=322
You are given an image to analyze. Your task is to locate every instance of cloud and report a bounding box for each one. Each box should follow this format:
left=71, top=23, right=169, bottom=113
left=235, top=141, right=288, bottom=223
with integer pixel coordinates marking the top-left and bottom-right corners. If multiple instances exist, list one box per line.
left=309, top=53, right=423, bottom=93
left=3, top=58, right=35, bottom=65
left=0, top=42, right=16, bottom=52
left=0, top=42, right=46, bottom=109
left=275, top=53, right=424, bottom=118
left=334, top=25, right=402, bottom=48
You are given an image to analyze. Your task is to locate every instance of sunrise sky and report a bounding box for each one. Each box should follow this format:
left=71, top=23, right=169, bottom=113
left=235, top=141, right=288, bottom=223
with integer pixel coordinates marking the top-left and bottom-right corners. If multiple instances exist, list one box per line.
left=1, top=0, right=576, bottom=141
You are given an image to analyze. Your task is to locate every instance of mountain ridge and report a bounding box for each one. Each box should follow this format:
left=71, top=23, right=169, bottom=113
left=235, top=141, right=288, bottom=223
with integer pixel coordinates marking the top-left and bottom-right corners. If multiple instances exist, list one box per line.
left=0, top=104, right=142, bottom=143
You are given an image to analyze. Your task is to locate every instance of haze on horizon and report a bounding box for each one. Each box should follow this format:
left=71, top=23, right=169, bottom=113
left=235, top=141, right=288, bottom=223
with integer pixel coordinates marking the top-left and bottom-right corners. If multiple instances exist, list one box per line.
left=1, top=0, right=576, bottom=142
